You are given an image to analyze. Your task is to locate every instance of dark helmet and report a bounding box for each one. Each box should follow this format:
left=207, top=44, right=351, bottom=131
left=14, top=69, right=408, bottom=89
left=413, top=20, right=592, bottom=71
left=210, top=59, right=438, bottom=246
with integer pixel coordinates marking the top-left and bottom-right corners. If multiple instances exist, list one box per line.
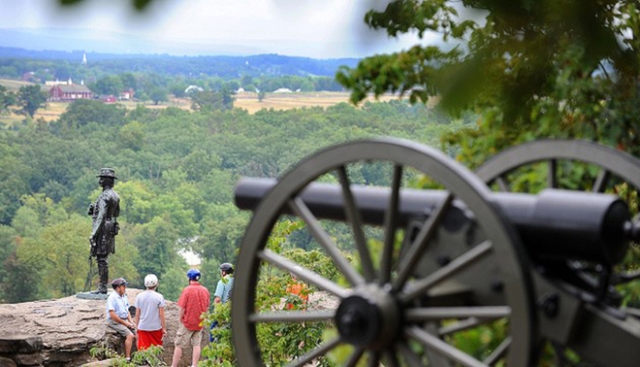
left=219, top=262, right=234, bottom=274
left=97, top=168, right=117, bottom=179
left=187, top=268, right=201, bottom=281
left=111, top=277, right=128, bottom=289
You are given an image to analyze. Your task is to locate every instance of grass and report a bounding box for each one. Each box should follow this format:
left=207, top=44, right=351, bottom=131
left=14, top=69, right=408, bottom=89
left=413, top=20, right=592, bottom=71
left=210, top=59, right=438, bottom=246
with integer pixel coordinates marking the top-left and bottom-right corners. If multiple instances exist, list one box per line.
left=0, top=78, right=38, bottom=92
left=0, top=81, right=405, bottom=126
left=235, top=91, right=398, bottom=114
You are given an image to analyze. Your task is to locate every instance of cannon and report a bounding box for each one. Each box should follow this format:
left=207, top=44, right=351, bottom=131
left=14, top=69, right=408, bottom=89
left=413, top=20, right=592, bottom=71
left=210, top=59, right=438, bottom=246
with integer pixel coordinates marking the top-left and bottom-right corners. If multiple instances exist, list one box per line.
left=231, top=138, right=640, bottom=367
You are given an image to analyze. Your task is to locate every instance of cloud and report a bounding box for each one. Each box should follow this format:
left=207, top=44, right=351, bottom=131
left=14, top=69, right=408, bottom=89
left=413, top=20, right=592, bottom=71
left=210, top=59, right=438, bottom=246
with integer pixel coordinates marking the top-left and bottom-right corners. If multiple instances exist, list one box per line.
left=0, top=0, right=426, bottom=58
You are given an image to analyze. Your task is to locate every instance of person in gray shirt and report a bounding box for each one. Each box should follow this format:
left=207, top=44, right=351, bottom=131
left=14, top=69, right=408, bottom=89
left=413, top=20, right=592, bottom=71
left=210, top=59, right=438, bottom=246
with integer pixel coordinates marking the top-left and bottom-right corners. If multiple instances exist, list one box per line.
left=134, top=274, right=167, bottom=350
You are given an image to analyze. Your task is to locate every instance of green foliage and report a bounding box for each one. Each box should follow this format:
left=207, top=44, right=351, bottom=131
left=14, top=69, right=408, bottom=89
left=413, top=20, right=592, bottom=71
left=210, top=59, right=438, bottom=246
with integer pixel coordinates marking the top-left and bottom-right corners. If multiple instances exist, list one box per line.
left=89, top=343, right=166, bottom=366
left=159, top=263, right=189, bottom=302
left=201, top=302, right=234, bottom=366
left=17, top=84, right=47, bottom=117
left=337, top=0, right=640, bottom=164
left=91, top=75, right=125, bottom=96
left=130, top=216, right=179, bottom=280
left=0, top=225, right=17, bottom=301
left=190, top=90, right=234, bottom=112
left=148, top=87, right=169, bottom=105
left=57, top=99, right=127, bottom=128
left=0, top=85, right=16, bottom=114
left=200, top=230, right=338, bottom=366
left=0, top=93, right=463, bottom=308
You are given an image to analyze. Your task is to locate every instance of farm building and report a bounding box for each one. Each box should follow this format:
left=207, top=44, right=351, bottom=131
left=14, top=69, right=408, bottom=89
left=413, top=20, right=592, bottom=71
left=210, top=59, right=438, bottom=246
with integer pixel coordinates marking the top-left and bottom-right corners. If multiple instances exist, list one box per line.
left=49, top=84, right=94, bottom=101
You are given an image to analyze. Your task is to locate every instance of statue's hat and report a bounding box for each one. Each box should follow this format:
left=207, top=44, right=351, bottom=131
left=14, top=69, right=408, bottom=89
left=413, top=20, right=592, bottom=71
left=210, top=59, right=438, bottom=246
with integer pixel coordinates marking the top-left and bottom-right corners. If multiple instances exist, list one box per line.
left=97, top=168, right=117, bottom=179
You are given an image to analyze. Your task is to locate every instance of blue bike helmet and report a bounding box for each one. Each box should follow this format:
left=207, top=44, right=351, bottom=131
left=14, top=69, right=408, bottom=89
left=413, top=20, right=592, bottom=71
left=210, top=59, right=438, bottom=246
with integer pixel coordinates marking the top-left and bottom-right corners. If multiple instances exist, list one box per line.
left=187, top=268, right=201, bottom=281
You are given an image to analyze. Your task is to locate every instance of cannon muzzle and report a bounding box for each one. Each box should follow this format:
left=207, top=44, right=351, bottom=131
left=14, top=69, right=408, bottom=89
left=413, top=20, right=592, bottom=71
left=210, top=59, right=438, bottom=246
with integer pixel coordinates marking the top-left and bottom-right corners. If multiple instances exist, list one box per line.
left=235, top=177, right=630, bottom=266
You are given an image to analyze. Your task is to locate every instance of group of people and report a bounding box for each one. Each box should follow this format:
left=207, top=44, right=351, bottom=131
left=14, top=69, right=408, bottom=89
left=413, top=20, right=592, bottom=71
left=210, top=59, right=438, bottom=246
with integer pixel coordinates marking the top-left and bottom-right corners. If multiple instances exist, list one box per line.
left=105, top=263, right=234, bottom=367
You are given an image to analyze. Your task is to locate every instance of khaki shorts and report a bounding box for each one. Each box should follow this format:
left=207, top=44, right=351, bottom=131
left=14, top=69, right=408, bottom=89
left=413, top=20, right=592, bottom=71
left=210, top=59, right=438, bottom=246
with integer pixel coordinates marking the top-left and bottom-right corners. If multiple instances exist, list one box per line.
left=107, top=319, right=134, bottom=337
left=174, top=323, right=203, bottom=348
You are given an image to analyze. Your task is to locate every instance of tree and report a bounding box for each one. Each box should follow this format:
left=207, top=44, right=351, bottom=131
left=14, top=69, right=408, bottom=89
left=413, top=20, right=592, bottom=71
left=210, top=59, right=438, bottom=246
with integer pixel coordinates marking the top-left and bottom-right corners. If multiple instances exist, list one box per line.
left=57, top=99, right=127, bottom=128
left=337, top=0, right=640, bottom=160
left=169, top=81, right=188, bottom=98
left=0, top=225, right=17, bottom=301
left=130, top=216, right=180, bottom=278
left=18, top=215, right=89, bottom=297
left=0, top=85, right=16, bottom=114
left=148, top=87, right=169, bottom=105
left=92, top=75, right=124, bottom=96
left=190, top=90, right=234, bottom=112
left=119, top=72, right=138, bottom=90
left=17, top=85, right=47, bottom=117
left=3, top=251, right=39, bottom=302
left=257, top=89, right=266, bottom=102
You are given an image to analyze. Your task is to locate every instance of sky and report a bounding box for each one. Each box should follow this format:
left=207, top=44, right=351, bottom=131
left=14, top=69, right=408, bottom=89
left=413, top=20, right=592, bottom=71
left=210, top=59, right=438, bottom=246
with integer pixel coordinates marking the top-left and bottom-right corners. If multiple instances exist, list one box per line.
left=0, top=0, right=437, bottom=58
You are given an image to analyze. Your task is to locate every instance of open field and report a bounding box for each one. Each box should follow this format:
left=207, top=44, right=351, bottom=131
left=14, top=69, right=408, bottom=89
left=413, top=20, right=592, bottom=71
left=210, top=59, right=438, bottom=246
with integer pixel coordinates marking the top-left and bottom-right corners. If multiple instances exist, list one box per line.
left=234, top=91, right=400, bottom=113
left=0, top=78, right=408, bottom=125
left=0, top=78, right=38, bottom=92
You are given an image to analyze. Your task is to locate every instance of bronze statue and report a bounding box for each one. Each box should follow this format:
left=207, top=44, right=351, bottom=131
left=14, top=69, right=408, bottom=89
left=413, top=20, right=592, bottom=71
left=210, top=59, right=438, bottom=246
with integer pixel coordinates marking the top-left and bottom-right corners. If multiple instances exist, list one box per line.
left=88, top=168, right=120, bottom=294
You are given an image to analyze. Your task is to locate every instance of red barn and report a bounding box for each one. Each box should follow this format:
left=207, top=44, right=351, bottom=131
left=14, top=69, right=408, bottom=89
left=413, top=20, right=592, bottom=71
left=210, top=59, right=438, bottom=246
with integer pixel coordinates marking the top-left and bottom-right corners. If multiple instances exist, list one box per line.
left=49, top=84, right=93, bottom=101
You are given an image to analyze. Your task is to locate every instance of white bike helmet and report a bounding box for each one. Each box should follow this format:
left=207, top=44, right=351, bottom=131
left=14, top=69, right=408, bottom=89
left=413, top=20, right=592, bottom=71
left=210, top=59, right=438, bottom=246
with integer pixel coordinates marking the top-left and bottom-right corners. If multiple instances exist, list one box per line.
left=144, top=274, right=158, bottom=288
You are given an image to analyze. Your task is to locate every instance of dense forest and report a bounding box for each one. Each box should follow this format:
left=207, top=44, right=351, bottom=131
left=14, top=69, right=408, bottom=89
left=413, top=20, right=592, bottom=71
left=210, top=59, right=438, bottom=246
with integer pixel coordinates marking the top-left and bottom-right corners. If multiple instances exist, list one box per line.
left=0, top=97, right=467, bottom=303
left=0, top=47, right=353, bottom=95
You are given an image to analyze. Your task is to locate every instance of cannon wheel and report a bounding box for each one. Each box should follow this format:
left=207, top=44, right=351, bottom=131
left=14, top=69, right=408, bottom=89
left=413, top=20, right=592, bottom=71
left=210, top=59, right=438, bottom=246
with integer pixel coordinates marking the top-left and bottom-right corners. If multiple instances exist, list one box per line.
left=232, top=138, right=536, bottom=366
left=476, top=140, right=640, bottom=194
left=476, top=139, right=640, bottom=358
left=476, top=140, right=640, bottom=261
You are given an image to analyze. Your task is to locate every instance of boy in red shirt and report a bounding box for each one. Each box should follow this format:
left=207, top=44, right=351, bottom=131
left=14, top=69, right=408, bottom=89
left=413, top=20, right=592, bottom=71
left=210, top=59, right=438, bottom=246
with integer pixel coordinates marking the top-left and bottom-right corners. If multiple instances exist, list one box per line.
left=171, top=269, right=210, bottom=367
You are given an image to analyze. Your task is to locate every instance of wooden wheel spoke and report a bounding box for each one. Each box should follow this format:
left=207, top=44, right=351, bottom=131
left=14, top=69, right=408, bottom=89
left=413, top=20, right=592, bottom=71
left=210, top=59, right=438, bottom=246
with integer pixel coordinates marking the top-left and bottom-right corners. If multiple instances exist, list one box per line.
left=483, top=336, right=511, bottom=366
left=338, top=165, right=376, bottom=282
left=285, top=336, right=341, bottom=367
left=396, top=341, right=424, bottom=367
left=405, top=306, right=510, bottom=321
left=592, top=168, right=610, bottom=193
left=548, top=159, right=557, bottom=188
left=495, top=175, right=509, bottom=192
left=380, top=164, right=402, bottom=285
left=400, top=240, right=493, bottom=303
left=406, top=326, right=487, bottom=367
left=438, top=317, right=500, bottom=336
left=382, top=350, right=400, bottom=367
left=289, top=197, right=364, bottom=286
left=259, top=249, right=350, bottom=298
left=345, top=346, right=365, bottom=367
left=250, top=309, right=335, bottom=323
left=366, top=351, right=381, bottom=367
left=393, top=193, right=454, bottom=291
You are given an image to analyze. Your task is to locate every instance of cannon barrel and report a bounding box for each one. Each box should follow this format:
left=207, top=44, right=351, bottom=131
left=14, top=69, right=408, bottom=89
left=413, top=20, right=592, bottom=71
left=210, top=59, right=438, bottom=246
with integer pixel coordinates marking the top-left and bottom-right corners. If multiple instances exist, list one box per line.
left=235, top=177, right=631, bottom=266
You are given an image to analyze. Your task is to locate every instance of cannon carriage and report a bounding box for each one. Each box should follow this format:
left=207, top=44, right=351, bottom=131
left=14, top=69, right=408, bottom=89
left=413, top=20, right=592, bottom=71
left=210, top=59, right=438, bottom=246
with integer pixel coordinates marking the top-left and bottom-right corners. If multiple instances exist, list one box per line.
left=231, top=138, right=640, bottom=366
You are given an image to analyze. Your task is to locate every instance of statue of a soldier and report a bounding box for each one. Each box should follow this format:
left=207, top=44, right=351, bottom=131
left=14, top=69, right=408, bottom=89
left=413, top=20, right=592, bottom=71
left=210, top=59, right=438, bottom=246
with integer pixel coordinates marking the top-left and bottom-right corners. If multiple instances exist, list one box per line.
left=88, top=168, right=120, bottom=294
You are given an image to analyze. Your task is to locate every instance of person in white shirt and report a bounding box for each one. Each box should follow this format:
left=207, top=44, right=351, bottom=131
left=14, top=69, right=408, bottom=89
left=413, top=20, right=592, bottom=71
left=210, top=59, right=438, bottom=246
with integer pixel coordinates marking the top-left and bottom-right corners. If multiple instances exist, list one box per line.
left=134, top=274, right=167, bottom=350
left=106, top=277, right=135, bottom=362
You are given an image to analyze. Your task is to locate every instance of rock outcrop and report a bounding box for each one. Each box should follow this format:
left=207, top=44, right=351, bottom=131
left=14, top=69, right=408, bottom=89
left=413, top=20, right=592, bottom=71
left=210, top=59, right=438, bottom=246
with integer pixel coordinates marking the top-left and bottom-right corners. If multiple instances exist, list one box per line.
left=0, top=289, right=195, bottom=366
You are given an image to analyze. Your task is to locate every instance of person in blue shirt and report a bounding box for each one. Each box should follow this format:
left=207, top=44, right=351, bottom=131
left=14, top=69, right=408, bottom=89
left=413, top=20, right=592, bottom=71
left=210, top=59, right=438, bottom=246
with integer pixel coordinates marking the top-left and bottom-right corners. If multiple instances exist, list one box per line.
left=214, top=263, right=234, bottom=304
left=210, top=263, right=234, bottom=342
left=106, top=278, right=136, bottom=362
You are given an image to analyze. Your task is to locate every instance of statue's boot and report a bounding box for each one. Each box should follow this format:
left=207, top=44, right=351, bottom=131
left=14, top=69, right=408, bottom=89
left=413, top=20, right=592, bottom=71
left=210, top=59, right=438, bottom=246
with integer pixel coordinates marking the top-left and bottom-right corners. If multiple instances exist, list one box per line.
left=90, top=264, right=109, bottom=294
left=90, top=285, right=107, bottom=294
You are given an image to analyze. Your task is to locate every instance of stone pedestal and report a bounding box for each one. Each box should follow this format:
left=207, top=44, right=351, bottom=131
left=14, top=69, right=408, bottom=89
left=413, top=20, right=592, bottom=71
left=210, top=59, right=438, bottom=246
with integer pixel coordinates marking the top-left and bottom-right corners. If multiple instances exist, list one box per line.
left=75, top=292, right=109, bottom=301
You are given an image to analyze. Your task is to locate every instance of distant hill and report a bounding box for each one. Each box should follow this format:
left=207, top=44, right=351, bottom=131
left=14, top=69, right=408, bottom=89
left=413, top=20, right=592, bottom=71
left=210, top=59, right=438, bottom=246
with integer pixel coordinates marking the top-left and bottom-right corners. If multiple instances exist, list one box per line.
left=0, top=47, right=358, bottom=78
left=0, top=28, right=360, bottom=78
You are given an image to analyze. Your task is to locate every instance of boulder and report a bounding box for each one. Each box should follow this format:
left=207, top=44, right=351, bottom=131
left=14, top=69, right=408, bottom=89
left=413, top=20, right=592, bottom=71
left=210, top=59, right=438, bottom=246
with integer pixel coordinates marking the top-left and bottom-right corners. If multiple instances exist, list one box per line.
left=0, top=289, right=198, bottom=366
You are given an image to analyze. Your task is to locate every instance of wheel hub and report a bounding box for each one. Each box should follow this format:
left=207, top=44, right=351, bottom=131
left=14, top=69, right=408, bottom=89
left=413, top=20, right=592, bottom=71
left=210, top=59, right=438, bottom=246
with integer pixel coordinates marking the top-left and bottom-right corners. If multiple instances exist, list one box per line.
left=335, top=285, right=400, bottom=348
